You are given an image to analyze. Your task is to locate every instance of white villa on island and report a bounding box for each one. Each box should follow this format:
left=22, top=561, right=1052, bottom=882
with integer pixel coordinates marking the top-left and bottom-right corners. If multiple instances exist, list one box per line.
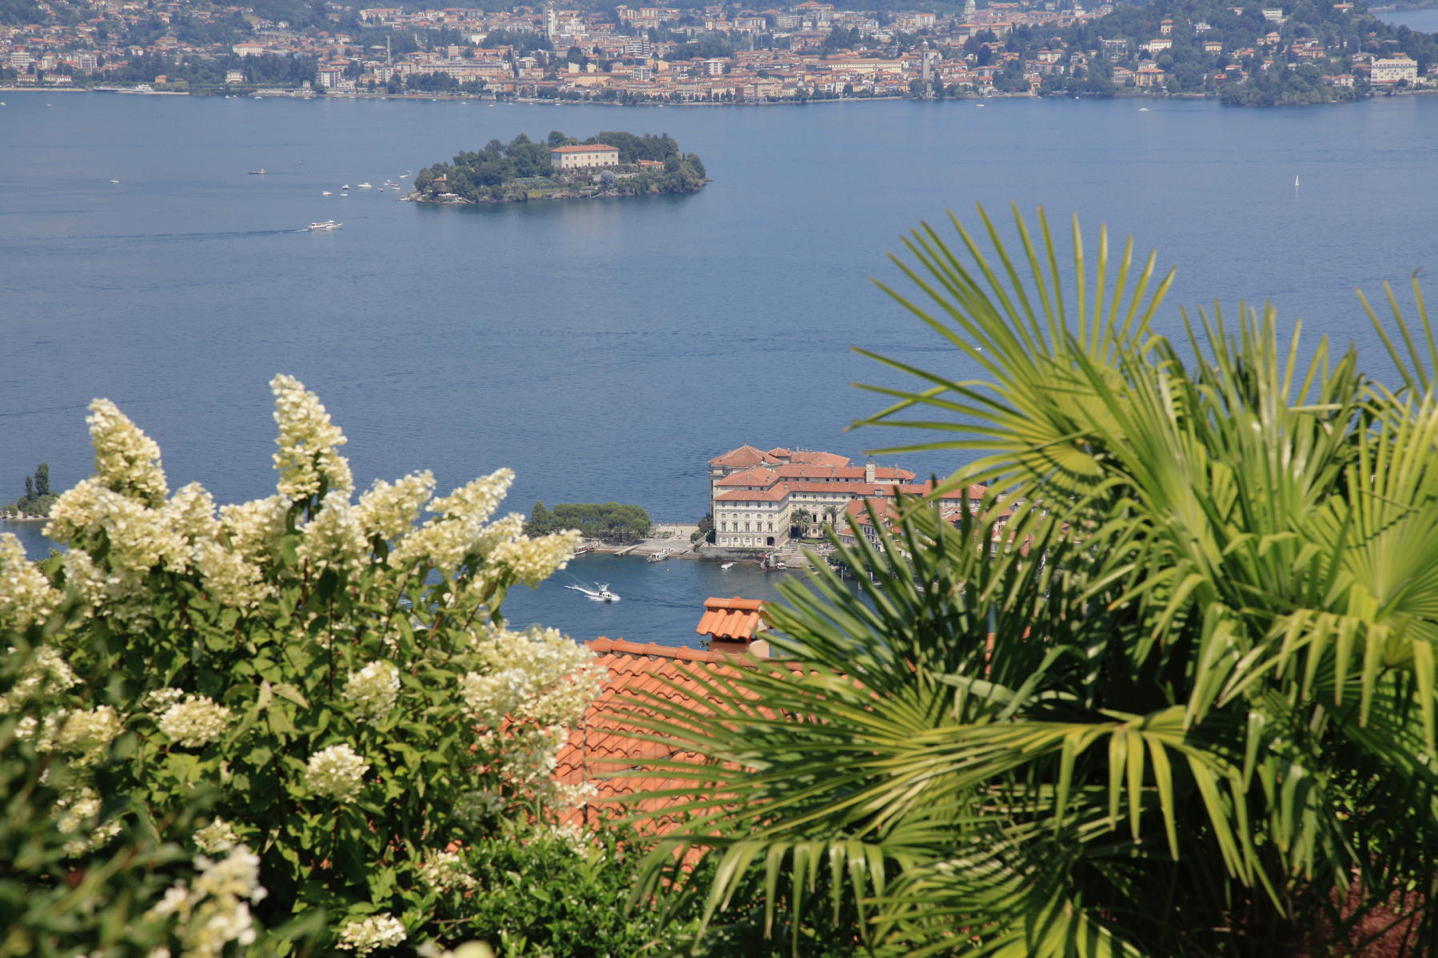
left=549, top=143, right=621, bottom=170
left=708, top=444, right=985, bottom=550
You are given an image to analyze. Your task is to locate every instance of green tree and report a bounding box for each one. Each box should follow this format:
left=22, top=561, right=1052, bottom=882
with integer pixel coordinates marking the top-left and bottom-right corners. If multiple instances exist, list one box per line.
left=629, top=208, right=1438, bottom=957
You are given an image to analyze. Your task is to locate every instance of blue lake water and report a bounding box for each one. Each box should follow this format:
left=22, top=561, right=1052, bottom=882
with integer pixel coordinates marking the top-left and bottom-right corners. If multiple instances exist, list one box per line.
left=4, top=91, right=1438, bottom=643
left=1380, top=7, right=1438, bottom=31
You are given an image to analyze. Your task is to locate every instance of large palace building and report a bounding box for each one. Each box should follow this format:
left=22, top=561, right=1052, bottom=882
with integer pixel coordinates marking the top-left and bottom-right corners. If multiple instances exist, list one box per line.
left=709, top=444, right=989, bottom=550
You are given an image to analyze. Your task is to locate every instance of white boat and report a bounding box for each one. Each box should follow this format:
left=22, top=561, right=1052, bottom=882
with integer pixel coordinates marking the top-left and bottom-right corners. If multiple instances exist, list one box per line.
left=321, top=190, right=332, bottom=196
left=306, top=219, right=341, bottom=231
left=721, top=562, right=734, bottom=570
left=109, top=179, right=120, bottom=184
left=566, top=583, right=620, bottom=603
left=358, top=182, right=373, bottom=189
left=340, top=184, right=350, bottom=190
left=647, top=549, right=669, bottom=563
left=248, top=168, right=266, bottom=175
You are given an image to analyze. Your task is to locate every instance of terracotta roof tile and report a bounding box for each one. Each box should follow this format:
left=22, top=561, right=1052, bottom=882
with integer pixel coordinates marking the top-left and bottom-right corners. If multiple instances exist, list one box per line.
left=696, top=596, right=765, bottom=640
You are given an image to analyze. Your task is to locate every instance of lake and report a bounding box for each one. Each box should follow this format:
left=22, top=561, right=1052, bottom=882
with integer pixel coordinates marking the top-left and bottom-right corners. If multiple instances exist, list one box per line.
left=4, top=90, right=1438, bottom=643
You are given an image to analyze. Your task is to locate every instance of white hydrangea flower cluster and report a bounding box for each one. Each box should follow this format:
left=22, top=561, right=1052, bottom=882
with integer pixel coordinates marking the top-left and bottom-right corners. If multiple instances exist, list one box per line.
left=459, top=627, right=604, bottom=730
left=194, top=818, right=239, bottom=854
left=305, top=743, right=370, bottom=802
left=499, top=724, right=568, bottom=792
left=147, top=844, right=267, bottom=958
left=356, top=472, right=435, bottom=543
left=192, top=540, right=271, bottom=609
left=295, top=493, right=366, bottom=571
left=86, top=398, right=169, bottom=505
left=30, top=705, right=124, bottom=765
left=54, top=785, right=121, bottom=857
left=417, top=848, right=478, bottom=894
left=486, top=530, right=583, bottom=588
left=271, top=374, right=353, bottom=502
left=218, top=495, right=288, bottom=565
left=389, top=470, right=515, bottom=575
left=343, top=661, right=400, bottom=721
left=336, top=913, right=407, bottom=956
left=0, top=533, right=60, bottom=630
left=156, top=695, right=232, bottom=749
left=0, top=644, right=78, bottom=714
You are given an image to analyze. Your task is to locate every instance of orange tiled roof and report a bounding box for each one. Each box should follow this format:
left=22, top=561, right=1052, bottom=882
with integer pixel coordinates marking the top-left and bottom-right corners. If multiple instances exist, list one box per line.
left=555, top=637, right=750, bottom=831
left=696, top=596, right=765, bottom=640
left=713, top=466, right=783, bottom=488
left=709, top=444, right=780, bottom=469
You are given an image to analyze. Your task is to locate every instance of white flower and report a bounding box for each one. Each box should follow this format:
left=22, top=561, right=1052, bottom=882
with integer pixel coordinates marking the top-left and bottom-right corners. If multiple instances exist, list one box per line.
left=50, top=705, right=123, bottom=764
left=336, top=913, right=407, bottom=956
left=163, top=483, right=221, bottom=544
left=157, top=695, right=231, bottom=749
left=194, top=818, right=239, bottom=854
left=0, top=533, right=60, bottom=630
left=305, top=743, right=369, bottom=802
left=460, top=626, right=602, bottom=730
left=417, top=849, right=477, bottom=894
left=0, top=644, right=78, bottom=714
left=193, top=540, right=271, bottom=609
left=271, top=374, right=353, bottom=502
left=297, top=493, right=367, bottom=571
left=344, top=661, right=400, bottom=721
left=218, top=495, right=288, bottom=565
left=430, top=469, right=514, bottom=526
left=487, top=529, right=582, bottom=588
left=356, top=472, right=434, bottom=543
left=55, top=785, right=120, bottom=857
left=44, top=477, right=107, bottom=545
left=86, top=398, right=169, bottom=505
left=146, top=845, right=267, bottom=958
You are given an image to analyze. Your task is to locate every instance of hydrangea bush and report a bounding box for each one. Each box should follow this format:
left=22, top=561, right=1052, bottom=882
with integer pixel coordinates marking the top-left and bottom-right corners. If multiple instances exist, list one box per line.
left=0, top=376, right=607, bottom=955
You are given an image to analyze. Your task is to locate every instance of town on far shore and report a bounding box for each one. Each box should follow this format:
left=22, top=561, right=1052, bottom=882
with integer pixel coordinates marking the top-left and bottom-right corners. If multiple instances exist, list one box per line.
left=3, top=0, right=1435, bottom=107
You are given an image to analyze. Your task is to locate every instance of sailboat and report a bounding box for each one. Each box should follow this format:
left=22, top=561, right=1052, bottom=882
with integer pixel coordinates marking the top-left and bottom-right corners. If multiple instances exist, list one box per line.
left=566, top=582, right=621, bottom=603
left=1294, top=175, right=1301, bottom=189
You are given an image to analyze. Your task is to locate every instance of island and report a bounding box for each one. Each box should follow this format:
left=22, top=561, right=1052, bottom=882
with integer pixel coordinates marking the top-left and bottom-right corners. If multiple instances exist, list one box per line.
left=411, top=132, right=708, bottom=205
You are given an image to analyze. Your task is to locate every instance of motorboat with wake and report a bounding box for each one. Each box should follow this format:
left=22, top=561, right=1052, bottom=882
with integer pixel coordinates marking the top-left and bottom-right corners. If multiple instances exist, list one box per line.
left=306, top=219, right=341, bottom=231
left=566, top=582, right=620, bottom=603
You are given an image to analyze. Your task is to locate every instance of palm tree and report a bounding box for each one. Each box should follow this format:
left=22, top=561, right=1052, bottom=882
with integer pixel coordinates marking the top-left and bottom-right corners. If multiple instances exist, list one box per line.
left=625, top=207, right=1438, bottom=956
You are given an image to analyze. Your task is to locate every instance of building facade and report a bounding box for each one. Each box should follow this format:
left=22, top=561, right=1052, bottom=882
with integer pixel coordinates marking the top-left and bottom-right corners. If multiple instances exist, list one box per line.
left=549, top=144, right=621, bottom=170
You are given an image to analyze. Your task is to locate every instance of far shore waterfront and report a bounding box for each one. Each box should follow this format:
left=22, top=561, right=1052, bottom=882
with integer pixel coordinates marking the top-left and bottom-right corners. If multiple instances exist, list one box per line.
left=9, top=85, right=1438, bottom=107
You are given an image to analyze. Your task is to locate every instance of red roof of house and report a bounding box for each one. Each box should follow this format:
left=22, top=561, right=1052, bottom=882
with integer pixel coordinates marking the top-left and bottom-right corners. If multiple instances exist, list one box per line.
left=555, top=637, right=749, bottom=831
left=695, top=596, right=765, bottom=640
left=709, top=444, right=779, bottom=469
left=713, top=466, right=783, bottom=488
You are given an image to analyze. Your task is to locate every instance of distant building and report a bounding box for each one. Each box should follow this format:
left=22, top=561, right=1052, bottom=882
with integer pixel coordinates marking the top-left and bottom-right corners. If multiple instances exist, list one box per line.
left=1371, top=55, right=1417, bottom=85
left=549, top=143, right=621, bottom=170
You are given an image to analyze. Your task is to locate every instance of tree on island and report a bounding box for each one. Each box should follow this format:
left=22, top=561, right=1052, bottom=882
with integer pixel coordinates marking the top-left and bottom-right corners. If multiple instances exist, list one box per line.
left=5, top=463, right=55, bottom=517
left=528, top=501, right=651, bottom=544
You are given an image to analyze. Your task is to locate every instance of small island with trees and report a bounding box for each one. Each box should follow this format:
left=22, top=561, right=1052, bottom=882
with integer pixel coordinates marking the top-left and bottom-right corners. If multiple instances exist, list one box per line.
left=411, top=131, right=707, bottom=205
left=2, top=463, right=56, bottom=518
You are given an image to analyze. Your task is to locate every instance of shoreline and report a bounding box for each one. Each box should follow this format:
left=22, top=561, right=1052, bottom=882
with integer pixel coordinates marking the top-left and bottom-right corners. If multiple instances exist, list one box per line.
left=8, top=85, right=1434, bottom=107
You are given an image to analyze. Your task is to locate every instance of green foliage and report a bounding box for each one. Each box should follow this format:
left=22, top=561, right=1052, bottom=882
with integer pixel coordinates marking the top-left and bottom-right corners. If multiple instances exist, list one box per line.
left=527, top=501, right=651, bottom=544
left=448, top=821, right=697, bottom=956
left=625, top=207, right=1438, bottom=957
left=0, top=377, right=604, bottom=954
left=0, top=0, right=40, bottom=26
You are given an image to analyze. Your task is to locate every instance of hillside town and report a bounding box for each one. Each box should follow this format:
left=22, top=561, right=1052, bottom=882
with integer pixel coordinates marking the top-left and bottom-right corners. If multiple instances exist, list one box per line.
left=3, top=0, right=1436, bottom=104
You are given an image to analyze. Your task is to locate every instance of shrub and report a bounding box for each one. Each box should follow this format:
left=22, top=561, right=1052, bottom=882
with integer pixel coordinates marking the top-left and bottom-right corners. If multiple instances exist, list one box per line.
left=0, top=376, right=607, bottom=954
